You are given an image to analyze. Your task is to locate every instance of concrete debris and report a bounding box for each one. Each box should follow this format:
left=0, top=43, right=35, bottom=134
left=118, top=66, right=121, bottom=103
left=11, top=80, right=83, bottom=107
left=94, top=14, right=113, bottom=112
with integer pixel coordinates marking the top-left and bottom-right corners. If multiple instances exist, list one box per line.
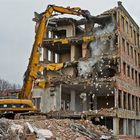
left=80, top=93, right=87, bottom=102
left=0, top=118, right=117, bottom=140
left=70, top=122, right=113, bottom=140
left=26, top=122, right=34, bottom=133
left=26, top=122, right=53, bottom=139
left=37, top=129, right=53, bottom=139
left=0, top=118, right=23, bottom=140
left=10, top=123, right=24, bottom=133
left=71, top=123, right=98, bottom=139
left=100, top=135, right=112, bottom=140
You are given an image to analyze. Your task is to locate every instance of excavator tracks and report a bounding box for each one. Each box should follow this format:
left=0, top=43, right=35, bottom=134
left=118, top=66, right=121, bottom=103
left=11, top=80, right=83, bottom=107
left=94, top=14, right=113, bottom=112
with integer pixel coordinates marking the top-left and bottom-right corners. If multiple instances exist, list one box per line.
left=14, top=112, right=47, bottom=119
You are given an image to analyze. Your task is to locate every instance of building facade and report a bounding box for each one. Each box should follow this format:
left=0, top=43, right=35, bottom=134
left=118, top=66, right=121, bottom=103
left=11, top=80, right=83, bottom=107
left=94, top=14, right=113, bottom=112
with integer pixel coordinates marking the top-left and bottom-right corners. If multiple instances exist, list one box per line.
left=33, top=2, right=140, bottom=135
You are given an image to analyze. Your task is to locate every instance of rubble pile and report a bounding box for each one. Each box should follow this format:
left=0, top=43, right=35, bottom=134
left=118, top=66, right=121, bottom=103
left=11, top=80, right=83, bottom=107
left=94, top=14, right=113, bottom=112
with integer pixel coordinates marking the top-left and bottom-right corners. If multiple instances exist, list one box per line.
left=0, top=118, right=23, bottom=140
left=0, top=118, right=117, bottom=140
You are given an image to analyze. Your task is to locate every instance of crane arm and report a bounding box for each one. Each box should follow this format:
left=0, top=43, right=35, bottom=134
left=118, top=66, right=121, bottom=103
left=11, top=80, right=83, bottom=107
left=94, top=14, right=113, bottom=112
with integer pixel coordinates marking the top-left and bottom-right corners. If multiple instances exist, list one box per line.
left=20, top=5, right=89, bottom=99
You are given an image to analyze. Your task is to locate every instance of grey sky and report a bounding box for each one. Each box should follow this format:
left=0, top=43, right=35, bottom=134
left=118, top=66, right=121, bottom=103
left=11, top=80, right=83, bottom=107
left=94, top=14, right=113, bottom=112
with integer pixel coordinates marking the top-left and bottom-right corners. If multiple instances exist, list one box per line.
left=0, top=0, right=139, bottom=85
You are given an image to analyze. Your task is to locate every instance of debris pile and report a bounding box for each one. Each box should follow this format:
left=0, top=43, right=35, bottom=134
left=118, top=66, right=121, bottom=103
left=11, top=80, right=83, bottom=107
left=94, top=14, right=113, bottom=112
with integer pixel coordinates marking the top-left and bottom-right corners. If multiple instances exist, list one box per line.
left=0, top=118, right=24, bottom=140
left=0, top=118, right=116, bottom=140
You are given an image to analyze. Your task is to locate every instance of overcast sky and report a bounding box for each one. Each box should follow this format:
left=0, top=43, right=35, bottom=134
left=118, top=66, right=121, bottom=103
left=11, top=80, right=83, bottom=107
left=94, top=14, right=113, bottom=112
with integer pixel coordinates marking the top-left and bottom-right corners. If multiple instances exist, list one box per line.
left=0, top=0, right=139, bottom=85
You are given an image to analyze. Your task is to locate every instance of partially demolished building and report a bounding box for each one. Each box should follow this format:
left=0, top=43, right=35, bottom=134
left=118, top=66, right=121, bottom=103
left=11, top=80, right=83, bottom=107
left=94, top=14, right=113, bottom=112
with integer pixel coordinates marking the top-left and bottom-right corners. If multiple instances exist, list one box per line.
left=33, top=2, right=140, bottom=135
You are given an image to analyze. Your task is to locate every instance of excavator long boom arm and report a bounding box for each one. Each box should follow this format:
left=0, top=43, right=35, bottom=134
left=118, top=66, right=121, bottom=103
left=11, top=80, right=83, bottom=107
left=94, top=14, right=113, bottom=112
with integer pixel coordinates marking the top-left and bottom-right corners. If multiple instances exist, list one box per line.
left=20, top=5, right=89, bottom=99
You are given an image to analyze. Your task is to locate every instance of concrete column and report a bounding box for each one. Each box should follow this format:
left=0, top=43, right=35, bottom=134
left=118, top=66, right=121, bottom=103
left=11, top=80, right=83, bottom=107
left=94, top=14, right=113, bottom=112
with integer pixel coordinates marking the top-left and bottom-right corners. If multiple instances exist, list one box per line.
left=82, top=42, right=88, bottom=58
left=71, top=44, right=81, bottom=61
left=71, top=45, right=76, bottom=61
left=123, top=119, right=128, bottom=135
left=114, top=89, right=118, bottom=108
left=121, top=91, right=124, bottom=109
left=56, top=53, right=60, bottom=63
left=44, top=88, right=57, bottom=112
left=113, top=118, right=119, bottom=135
left=65, top=25, right=74, bottom=37
left=70, top=90, right=76, bottom=111
left=83, top=94, right=87, bottom=111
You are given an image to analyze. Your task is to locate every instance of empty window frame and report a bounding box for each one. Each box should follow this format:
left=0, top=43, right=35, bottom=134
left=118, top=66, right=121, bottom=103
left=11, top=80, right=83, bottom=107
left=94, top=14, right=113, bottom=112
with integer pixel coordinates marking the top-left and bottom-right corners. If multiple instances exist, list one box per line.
left=123, top=62, right=126, bottom=75
left=130, top=46, right=133, bottom=59
left=134, top=50, right=137, bottom=66
left=126, top=20, right=129, bottom=33
left=122, top=38, right=125, bottom=52
left=118, top=90, right=121, bottom=108
left=139, top=73, right=140, bottom=87
left=127, top=42, right=129, bottom=55
left=121, top=16, right=125, bottom=31
left=138, top=53, right=140, bottom=68
left=127, top=65, right=130, bottom=77
left=131, top=68, right=134, bottom=80
left=132, top=95, right=135, bottom=110
left=130, top=26, right=133, bottom=38
left=134, top=30, right=136, bottom=45
left=137, top=34, right=139, bottom=46
left=128, top=94, right=131, bottom=110
left=135, top=70, right=138, bottom=85
left=123, top=92, right=127, bottom=109
left=139, top=98, right=140, bottom=112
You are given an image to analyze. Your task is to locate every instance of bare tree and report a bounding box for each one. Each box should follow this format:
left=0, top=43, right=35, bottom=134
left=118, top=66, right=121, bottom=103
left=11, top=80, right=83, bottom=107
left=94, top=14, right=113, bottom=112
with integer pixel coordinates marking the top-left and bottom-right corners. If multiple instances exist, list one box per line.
left=0, top=78, right=21, bottom=93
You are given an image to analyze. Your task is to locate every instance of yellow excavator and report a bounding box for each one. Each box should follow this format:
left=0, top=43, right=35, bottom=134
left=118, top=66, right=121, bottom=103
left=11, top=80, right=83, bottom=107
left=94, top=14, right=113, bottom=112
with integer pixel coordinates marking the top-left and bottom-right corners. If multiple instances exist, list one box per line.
left=0, top=5, right=90, bottom=118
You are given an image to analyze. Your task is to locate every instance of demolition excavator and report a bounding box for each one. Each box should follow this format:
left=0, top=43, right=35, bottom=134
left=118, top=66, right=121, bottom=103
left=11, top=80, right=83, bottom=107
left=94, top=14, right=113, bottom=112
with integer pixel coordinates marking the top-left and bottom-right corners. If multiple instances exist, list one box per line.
left=0, top=5, right=90, bottom=118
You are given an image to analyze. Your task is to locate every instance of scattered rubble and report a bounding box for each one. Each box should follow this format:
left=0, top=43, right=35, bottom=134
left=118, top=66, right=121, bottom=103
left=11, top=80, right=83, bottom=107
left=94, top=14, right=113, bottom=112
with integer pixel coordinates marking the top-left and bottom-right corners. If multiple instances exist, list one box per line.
left=0, top=118, right=117, bottom=140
